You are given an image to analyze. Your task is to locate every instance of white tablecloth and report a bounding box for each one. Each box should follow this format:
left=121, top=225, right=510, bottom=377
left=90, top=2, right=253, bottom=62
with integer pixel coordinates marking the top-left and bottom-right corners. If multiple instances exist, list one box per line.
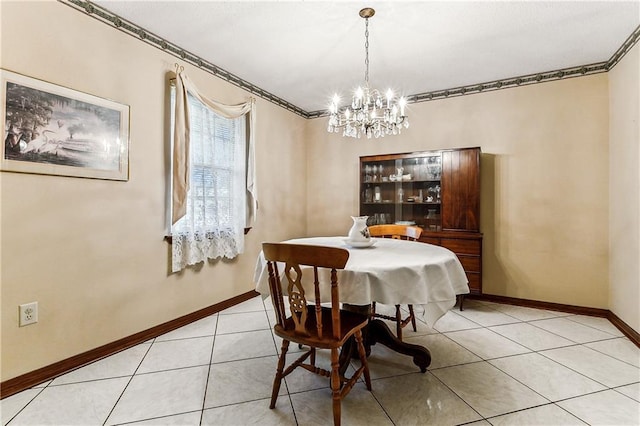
left=254, top=236, right=470, bottom=328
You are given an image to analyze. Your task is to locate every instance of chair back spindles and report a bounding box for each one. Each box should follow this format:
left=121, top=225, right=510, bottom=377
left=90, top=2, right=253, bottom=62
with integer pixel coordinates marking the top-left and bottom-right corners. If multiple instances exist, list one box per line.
left=266, top=261, right=287, bottom=328
left=313, top=265, right=323, bottom=339
left=330, top=268, right=340, bottom=340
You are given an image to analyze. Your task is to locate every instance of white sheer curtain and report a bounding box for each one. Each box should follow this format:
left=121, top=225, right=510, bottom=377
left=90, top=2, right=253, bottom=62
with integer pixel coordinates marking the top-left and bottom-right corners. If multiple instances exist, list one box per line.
left=171, top=69, right=257, bottom=272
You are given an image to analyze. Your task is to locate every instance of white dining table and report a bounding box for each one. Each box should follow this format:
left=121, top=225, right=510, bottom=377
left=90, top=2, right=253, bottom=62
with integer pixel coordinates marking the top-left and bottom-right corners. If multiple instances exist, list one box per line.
left=254, top=236, right=469, bottom=328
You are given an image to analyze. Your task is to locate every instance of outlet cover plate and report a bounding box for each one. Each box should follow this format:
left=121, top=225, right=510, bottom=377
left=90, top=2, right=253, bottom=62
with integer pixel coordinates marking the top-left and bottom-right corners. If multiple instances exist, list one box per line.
left=19, top=302, right=38, bottom=326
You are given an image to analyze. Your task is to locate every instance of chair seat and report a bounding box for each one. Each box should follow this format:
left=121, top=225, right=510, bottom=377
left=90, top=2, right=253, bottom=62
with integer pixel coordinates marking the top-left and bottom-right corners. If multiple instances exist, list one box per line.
left=274, top=307, right=369, bottom=349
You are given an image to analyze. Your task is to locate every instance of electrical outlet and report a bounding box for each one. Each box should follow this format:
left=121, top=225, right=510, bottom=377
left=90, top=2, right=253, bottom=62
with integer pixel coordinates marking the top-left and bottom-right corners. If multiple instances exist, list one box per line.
left=19, top=302, right=38, bottom=327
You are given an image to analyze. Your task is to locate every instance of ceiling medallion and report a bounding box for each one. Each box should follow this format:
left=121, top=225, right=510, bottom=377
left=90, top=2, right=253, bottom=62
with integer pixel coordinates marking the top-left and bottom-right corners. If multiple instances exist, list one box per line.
left=327, top=7, right=409, bottom=139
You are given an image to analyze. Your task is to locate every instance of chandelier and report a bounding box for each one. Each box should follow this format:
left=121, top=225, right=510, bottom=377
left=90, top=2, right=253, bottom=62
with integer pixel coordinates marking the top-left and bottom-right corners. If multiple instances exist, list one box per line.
left=327, top=7, right=409, bottom=139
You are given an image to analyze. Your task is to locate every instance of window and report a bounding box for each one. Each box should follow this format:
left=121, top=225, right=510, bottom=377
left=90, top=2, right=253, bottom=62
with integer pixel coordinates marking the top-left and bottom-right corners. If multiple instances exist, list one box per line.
left=169, top=74, right=255, bottom=273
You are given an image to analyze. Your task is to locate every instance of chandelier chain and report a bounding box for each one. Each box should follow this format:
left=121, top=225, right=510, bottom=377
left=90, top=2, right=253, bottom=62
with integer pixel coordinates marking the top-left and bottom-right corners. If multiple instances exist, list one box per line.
left=364, top=17, right=370, bottom=85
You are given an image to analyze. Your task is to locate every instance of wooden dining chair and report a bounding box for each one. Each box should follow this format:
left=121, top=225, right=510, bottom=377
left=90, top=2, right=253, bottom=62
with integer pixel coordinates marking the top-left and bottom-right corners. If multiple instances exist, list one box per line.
left=262, top=242, right=371, bottom=426
left=368, top=224, right=422, bottom=241
left=367, top=224, right=423, bottom=340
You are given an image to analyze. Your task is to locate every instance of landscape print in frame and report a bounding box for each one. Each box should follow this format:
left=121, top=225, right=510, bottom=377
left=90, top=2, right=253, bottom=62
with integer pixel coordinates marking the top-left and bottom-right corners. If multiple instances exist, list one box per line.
left=1, top=69, right=130, bottom=180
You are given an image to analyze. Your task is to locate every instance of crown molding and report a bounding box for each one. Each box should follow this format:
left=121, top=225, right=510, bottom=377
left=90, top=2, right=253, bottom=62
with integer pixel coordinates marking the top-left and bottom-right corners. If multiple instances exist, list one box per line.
left=60, top=1, right=638, bottom=120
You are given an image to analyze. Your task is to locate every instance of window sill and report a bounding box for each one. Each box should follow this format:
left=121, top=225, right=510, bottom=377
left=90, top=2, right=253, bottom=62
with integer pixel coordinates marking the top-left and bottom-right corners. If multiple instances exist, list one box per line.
left=164, top=227, right=252, bottom=244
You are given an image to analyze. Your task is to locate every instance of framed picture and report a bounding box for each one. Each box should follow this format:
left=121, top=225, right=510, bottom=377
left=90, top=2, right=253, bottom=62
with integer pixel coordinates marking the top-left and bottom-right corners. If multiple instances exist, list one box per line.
left=1, top=69, right=130, bottom=181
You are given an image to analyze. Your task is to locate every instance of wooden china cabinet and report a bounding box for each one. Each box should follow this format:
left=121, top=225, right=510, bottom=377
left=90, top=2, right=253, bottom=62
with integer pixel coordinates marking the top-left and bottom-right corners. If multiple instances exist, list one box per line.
left=359, top=147, right=483, bottom=294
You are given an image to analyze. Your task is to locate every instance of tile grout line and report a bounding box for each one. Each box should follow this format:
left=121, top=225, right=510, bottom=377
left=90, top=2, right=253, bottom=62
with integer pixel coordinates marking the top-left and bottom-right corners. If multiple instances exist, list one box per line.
left=563, top=315, right=626, bottom=337
left=611, top=384, right=640, bottom=403
left=535, top=347, right=638, bottom=390
left=198, top=315, right=219, bottom=425
left=102, top=341, right=155, bottom=426
left=581, top=338, right=640, bottom=369
left=427, top=367, right=486, bottom=423
left=481, top=401, right=586, bottom=425
left=3, top=386, right=47, bottom=425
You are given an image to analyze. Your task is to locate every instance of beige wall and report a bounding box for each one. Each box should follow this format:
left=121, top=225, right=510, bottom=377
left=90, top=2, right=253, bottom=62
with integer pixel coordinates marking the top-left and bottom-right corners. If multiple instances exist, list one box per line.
left=609, top=42, right=640, bottom=332
left=307, top=75, right=610, bottom=309
left=0, top=1, right=307, bottom=381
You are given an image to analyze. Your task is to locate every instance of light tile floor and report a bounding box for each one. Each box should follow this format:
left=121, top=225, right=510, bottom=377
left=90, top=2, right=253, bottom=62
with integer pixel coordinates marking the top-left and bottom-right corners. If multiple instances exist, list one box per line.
left=2, top=298, right=639, bottom=425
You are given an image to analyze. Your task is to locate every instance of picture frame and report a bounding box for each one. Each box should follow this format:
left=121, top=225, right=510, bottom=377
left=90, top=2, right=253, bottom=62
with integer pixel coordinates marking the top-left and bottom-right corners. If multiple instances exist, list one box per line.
left=1, top=69, right=130, bottom=181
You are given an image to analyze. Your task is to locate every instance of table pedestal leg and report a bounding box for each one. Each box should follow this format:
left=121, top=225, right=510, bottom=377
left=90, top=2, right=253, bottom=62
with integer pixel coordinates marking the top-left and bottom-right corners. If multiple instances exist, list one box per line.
left=367, top=319, right=431, bottom=373
left=339, top=305, right=431, bottom=374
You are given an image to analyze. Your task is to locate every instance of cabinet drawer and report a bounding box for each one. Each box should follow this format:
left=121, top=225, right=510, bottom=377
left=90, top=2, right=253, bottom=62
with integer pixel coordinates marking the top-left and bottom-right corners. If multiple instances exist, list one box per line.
left=441, top=238, right=481, bottom=255
left=458, top=255, right=481, bottom=272
left=466, top=272, right=481, bottom=294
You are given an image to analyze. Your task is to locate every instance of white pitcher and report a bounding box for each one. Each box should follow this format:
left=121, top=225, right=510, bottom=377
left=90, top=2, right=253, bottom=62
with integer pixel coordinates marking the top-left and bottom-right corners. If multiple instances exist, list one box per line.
left=348, top=216, right=370, bottom=242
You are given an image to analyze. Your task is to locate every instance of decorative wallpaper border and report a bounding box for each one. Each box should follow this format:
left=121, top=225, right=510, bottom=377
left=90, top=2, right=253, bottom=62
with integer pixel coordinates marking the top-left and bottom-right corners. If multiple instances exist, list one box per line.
left=61, top=0, right=307, bottom=117
left=307, top=25, right=640, bottom=117
left=61, top=0, right=639, bottom=120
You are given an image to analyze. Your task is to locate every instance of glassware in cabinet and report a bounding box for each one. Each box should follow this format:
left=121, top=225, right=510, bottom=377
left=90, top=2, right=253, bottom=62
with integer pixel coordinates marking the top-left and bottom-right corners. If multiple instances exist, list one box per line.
left=360, top=152, right=445, bottom=230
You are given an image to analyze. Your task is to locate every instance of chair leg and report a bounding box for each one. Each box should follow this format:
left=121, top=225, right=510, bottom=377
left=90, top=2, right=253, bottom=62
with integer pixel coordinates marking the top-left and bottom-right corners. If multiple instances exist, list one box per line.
left=408, top=304, right=417, bottom=331
left=395, top=305, right=403, bottom=341
left=458, top=294, right=465, bottom=311
left=355, top=330, right=371, bottom=390
left=270, top=339, right=289, bottom=409
left=330, top=348, right=342, bottom=426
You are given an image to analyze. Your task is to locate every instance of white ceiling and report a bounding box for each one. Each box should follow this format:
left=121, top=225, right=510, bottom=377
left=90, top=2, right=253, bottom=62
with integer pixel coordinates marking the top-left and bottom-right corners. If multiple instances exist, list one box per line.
left=93, top=1, right=639, bottom=113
